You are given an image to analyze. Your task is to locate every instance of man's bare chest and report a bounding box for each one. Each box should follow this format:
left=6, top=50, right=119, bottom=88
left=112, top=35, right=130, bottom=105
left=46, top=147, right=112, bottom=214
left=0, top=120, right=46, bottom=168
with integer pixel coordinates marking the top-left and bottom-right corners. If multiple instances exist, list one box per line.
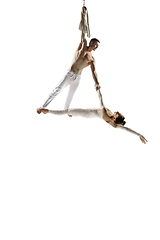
left=83, top=52, right=94, bottom=63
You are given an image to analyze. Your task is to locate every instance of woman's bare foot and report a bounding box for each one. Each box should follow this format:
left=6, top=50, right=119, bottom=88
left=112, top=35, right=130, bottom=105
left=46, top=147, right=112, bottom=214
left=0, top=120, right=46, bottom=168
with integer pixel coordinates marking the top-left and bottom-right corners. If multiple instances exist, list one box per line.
left=37, top=108, right=42, bottom=114
left=37, top=108, right=49, bottom=114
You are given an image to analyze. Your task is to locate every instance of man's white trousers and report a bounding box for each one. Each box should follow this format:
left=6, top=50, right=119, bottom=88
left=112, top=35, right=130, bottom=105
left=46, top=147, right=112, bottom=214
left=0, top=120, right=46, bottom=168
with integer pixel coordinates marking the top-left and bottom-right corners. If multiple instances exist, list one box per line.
left=41, top=69, right=81, bottom=109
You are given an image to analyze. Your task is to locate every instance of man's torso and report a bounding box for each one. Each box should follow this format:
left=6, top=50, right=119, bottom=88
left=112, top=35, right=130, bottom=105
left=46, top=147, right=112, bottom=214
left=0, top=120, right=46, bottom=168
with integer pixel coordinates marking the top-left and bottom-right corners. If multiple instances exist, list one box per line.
left=71, top=44, right=94, bottom=74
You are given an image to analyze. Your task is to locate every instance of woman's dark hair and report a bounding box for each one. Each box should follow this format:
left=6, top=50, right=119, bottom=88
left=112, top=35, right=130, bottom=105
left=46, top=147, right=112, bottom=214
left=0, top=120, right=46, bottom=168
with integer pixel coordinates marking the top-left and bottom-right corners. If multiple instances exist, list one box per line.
left=114, top=112, right=126, bottom=125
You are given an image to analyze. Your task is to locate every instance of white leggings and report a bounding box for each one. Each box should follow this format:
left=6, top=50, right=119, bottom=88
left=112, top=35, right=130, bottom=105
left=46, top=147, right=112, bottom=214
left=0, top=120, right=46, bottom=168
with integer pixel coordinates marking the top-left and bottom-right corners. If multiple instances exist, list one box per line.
left=48, top=108, right=102, bottom=118
left=41, top=69, right=81, bottom=109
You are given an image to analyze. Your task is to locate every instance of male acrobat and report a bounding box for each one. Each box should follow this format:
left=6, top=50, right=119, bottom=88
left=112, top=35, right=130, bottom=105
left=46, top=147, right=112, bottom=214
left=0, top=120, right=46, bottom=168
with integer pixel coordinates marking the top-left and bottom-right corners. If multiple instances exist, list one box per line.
left=37, top=6, right=101, bottom=113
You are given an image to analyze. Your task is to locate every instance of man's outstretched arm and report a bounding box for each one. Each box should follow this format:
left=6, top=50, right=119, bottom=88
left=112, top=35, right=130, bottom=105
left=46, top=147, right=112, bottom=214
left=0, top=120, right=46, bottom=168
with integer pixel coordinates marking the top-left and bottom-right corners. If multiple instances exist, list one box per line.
left=117, top=125, right=148, bottom=144
left=90, top=61, right=100, bottom=87
left=90, top=61, right=106, bottom=109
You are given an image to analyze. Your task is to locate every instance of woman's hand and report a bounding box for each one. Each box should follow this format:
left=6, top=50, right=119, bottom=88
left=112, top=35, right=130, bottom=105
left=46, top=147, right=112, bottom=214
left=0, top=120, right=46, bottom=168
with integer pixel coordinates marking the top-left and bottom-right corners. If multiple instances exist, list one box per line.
left=139, top=135, right=148, bottom=144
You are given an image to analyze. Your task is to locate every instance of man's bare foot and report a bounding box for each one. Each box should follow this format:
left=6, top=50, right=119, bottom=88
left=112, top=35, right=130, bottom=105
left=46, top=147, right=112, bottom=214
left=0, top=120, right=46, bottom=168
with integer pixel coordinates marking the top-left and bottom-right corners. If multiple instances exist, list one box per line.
left=68, top=114, right=72, bottom=117
left=37, top=108, right=48, bottom=114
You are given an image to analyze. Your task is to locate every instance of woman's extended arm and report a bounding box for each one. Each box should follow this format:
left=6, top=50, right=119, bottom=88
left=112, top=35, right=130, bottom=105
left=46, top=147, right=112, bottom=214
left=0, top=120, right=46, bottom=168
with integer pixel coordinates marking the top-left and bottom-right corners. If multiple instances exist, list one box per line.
left=117, top=125, right=148, bottom=144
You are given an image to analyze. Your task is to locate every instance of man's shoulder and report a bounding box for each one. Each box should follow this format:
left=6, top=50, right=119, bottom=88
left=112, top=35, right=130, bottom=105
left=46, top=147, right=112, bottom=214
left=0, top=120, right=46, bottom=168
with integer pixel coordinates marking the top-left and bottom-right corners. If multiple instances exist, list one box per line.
left=89, top=55, right=95, bottom=64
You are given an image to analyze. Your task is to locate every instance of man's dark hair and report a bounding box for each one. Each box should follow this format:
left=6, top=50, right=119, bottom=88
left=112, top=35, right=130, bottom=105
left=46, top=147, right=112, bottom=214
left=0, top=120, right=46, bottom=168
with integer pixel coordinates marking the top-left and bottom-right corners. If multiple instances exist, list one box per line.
left=114, top=112, right=126, bottom=125
left=90, top=38, right=100, bottom=44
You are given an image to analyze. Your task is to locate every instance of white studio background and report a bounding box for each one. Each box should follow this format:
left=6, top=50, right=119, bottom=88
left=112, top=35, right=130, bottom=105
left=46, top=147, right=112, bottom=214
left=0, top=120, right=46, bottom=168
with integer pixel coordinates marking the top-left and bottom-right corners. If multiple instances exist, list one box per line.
left=0, top=0, right=160, bottom=240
